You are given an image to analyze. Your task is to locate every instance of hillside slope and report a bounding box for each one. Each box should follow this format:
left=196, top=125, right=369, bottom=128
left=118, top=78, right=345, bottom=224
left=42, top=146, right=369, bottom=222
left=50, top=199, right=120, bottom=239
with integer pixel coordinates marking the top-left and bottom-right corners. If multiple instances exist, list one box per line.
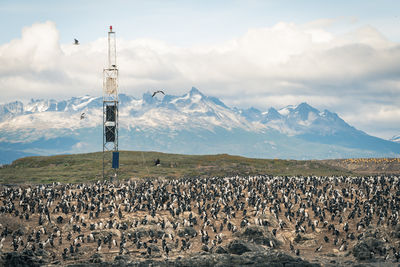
left=1, top=151, right=399, bottom=184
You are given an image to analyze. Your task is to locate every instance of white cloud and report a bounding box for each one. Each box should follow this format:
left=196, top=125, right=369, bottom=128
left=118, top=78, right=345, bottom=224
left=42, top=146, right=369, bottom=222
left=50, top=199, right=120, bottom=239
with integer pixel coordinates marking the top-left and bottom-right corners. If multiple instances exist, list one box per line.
left=0, top=20, right=399, bottom=139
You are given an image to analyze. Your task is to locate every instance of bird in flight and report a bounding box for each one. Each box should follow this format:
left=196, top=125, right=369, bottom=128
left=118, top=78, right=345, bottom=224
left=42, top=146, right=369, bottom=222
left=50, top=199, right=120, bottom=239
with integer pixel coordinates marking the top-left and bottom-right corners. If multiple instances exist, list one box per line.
left=152, top=90, right=165, bottom=97
left=80, top=113, right=86, bottom=120
left=74, top=39, right=79, bottom=45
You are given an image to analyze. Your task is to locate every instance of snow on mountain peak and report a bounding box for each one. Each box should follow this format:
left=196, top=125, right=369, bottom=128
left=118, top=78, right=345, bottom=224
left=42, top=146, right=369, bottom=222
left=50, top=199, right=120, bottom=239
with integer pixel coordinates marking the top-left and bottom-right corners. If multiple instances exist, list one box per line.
left=391, top=135, right=400, bottom=143
left=265, top=108, right=282, bottom=120
left=0, top=101, right=24, bottom=116
left=278, top=105, right=296, bottom=116
left=189, top=87, right=203, bottom=96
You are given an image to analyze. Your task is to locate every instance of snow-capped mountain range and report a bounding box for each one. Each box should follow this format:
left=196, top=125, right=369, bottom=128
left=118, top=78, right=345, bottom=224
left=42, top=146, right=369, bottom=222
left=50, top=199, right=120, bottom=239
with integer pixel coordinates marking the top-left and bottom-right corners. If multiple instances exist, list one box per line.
left=0, top=87, right=399, bottom=164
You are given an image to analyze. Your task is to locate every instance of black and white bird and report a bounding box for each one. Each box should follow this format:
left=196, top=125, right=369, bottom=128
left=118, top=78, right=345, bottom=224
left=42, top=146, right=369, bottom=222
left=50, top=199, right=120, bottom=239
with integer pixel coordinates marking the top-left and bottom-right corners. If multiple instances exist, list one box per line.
left=295, top=249, right=300, bottom=256
left=74, top=39, right=79, bottom=45
left=152, top=90, right=165, bottom=97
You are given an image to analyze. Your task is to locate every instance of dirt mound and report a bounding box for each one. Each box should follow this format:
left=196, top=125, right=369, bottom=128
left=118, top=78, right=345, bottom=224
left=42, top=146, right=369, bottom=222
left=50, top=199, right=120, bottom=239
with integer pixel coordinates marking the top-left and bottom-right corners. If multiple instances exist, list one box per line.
left=352, top=237, right=385, bottom=261
left=65, top=249, right=319, bottom=267
left=0, top=249, right=50, bottom=267
left=323, top=158, right=400, bottom=175
left=234, top=226, right=280, bottom=247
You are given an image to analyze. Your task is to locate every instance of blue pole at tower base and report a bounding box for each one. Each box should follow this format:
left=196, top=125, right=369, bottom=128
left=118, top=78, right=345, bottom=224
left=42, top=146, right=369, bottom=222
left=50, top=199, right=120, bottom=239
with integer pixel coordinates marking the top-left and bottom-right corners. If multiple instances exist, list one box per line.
left=112, top=152, right=119, bottom=169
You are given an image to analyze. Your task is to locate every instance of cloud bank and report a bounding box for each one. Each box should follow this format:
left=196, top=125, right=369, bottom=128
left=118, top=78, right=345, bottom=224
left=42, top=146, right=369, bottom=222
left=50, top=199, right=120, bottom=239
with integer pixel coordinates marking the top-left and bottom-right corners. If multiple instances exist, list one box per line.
left=0, top=21, right=399, bottom=139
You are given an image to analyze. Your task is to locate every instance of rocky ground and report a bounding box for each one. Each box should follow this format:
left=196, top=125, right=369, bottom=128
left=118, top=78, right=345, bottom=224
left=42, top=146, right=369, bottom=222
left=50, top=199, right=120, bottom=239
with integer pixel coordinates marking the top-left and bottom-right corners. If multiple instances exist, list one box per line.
left=0, top=175, right=400, bottom=266
left=1, top=234, right=398, bottom=267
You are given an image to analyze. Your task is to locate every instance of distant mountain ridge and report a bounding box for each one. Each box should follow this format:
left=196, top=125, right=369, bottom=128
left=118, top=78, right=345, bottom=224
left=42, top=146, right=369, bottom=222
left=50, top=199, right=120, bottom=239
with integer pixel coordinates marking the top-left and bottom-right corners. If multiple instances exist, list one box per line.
left=0, top=87, right=399, bottom=164
left=391, top=135, right=400, bottom=143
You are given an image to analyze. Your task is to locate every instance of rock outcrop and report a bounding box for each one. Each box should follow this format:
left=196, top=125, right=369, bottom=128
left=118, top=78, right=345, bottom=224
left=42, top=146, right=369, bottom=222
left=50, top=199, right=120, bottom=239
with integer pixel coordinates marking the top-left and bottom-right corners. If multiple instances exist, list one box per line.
left=352, top=237, right=385, bottom=261
left=234, top=226, right=280, bottom=247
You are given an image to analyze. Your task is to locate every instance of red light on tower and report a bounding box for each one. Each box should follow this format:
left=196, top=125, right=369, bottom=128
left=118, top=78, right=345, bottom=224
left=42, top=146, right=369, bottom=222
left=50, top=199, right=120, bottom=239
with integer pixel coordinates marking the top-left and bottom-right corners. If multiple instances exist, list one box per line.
left=110, top=25, right=113, bottom=32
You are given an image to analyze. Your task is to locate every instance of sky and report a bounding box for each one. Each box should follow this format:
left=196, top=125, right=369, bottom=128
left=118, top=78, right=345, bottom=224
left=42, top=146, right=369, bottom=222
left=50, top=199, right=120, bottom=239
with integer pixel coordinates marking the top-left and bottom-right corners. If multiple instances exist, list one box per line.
left=0, top=0, right=399, bottom=139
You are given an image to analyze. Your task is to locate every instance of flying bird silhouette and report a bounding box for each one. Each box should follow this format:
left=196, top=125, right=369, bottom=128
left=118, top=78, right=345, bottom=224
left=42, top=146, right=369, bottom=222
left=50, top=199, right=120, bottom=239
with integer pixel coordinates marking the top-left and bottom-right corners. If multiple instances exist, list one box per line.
left=152, top=90, right=165, bottom=97
left=74, top=39, right=79, bottom=45
left=80, top=113, right=86, bottom=120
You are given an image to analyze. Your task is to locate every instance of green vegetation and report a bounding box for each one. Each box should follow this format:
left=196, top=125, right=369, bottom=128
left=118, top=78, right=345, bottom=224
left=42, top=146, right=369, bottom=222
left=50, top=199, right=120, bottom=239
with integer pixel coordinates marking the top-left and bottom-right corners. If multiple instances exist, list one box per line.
left=0, top=151, right=357, bottom=184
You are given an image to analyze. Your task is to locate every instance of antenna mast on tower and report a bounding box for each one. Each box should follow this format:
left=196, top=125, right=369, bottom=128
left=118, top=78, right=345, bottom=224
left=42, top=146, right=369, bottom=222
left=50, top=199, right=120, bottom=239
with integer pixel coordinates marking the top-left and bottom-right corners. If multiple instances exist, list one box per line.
left=103, top=25, right=119, bottom=180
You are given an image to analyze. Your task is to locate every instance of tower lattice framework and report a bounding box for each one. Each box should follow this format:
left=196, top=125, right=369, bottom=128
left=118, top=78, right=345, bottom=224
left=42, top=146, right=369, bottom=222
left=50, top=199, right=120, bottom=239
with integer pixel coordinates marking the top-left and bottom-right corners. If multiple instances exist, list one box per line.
left=103, top=25, right=119, bottom=180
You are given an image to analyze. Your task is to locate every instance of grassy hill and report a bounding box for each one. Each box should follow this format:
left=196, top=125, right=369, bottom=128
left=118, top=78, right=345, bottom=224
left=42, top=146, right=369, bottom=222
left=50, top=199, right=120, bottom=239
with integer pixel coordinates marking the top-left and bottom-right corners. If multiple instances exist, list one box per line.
left=0, top=151, right=398, bottom=184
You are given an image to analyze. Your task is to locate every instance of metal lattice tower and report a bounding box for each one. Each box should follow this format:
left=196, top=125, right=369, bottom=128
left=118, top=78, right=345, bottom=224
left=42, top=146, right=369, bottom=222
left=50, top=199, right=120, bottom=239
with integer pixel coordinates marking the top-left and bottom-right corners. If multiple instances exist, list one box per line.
left=103, top=25, right=119, bottom=180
